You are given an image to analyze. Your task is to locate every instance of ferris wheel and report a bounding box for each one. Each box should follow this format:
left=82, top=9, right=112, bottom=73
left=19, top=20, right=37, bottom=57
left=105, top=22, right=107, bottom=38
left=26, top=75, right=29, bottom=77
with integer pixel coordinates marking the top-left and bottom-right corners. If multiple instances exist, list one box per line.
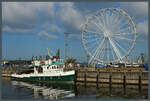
left=82, top=8, right=136, bottom=64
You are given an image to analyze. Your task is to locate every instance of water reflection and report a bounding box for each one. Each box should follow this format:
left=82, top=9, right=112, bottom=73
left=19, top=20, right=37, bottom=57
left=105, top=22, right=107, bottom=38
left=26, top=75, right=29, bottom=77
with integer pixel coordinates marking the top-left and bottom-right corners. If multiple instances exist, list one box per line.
left=2, top=77, right=148, bottom=99
left=75, top=83, right=148, bottom=99
left=11, top=81, right=75, bottom=99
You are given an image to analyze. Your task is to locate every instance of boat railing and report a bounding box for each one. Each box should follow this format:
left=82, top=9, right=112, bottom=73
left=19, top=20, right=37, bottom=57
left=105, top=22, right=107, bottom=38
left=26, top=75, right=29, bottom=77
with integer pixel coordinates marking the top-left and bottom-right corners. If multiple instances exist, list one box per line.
left=57, top=59, right=64, bottom=63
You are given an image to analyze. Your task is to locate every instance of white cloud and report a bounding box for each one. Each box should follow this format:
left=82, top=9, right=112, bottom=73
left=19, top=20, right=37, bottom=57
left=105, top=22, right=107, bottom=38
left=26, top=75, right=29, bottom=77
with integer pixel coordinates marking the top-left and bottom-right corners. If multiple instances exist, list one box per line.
left=120, top=2, right=148, bottom=22
left=49, top=24, right=62, bottom=33
left=136, top=20, right=148, bottom=36
left=57, top=3, right=85, bottom=33
left=3, top=26, right=35, bottom=34
left=42, top=23, right=62, bottom=34
left=33, top=2, right=55, bottom=20
left=3, top=3, right=39, bottom=28
left=2, top=2, right=148, bottom=41
left=58, top=2, right=74, bottom=7
left=38, top=31, right=57, bottom=40
left=69, top=34, right=81, bottom=40
left=2, top=2, right=55, bottom=34
left=2, top=2, right=85, bottom=39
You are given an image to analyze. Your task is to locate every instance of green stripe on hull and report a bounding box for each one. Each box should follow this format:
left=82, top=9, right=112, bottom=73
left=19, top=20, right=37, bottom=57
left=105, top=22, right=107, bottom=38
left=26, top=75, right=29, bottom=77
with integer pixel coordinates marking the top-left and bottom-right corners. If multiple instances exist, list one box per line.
left=11, top=75, right=75, bottom=83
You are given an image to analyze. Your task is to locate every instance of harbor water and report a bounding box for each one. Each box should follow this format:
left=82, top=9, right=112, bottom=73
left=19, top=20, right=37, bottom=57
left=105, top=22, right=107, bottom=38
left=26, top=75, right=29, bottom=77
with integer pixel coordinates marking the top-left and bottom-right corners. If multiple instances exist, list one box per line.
left=2, top=77, right=148, bottom=99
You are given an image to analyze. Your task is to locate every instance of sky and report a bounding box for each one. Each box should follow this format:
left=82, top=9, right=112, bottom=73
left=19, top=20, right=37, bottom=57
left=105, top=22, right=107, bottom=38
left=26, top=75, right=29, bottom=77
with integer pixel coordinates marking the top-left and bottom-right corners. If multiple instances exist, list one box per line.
left=2, top=2, right=148, bottom=63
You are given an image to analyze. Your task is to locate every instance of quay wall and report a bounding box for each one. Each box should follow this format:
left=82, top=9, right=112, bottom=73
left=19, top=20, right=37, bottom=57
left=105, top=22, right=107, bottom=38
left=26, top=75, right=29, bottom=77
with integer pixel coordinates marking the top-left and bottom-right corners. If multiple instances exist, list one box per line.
left=75, top=70, right=148, bottom=85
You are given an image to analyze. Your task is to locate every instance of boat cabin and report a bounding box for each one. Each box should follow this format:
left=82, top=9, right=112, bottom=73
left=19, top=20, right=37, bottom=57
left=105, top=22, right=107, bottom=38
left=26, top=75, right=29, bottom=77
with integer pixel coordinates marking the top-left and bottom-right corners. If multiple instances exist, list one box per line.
left=33, top=59, right=65, bottom=74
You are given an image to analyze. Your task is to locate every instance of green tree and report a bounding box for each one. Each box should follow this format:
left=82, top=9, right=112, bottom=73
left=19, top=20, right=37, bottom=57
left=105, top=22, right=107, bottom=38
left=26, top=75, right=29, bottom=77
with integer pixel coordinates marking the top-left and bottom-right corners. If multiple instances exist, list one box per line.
left=65, top=58, right=76, bottom=64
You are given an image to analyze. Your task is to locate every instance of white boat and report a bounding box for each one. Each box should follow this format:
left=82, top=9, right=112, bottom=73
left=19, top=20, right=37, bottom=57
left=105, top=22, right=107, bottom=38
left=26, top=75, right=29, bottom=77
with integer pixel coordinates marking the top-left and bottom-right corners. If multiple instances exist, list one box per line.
left=11, top=57, right=75, bottom=83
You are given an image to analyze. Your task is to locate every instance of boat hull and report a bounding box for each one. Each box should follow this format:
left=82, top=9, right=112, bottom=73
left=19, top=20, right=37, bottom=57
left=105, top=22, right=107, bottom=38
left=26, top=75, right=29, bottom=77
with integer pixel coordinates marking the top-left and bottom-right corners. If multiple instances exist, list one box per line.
left=11, top=75, right=75, bottom=83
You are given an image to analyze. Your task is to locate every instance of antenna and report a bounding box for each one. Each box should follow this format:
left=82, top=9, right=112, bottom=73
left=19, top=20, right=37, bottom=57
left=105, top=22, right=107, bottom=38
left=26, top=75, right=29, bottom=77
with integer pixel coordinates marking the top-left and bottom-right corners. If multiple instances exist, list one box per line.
left=64, top=31, right=69, bottom=61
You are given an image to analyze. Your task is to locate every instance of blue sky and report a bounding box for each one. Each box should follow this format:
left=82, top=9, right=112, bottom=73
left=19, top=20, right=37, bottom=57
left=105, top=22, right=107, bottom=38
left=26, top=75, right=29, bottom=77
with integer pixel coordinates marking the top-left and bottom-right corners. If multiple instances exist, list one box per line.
left=2, top=2, right=148, bottom=62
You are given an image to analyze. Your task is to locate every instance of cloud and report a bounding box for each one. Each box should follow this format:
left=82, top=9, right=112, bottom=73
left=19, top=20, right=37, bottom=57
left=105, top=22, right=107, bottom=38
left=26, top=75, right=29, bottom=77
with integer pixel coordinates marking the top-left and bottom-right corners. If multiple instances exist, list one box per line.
left=2, top=2, right=84, bottom=39
left=33, top=2, right=55, bottom=19
left=42, top=23, right=62, bottom=34
left=69, top=34, right=81, bottom=40
left=2, top=2, right=55, bottom=34
left=136, top=20, right=148, bottom=39
left=57, top=3, right=85, bottom=33
left=120, top=2, right=148, bottom=22
left=3, top=26, right=35, bottom=34
left=3, top=3, right=39, bottom=28
left=38, top=31, right=57, bottom=40
left=49, top=24, right=62, bottom=33
left=2, top=2, right=148, bottom=41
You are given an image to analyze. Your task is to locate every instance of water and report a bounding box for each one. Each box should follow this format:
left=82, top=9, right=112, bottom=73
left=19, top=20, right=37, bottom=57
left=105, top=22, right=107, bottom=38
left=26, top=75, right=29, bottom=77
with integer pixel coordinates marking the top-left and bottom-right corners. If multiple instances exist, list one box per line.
left=2, top=77, right=148, bottom=99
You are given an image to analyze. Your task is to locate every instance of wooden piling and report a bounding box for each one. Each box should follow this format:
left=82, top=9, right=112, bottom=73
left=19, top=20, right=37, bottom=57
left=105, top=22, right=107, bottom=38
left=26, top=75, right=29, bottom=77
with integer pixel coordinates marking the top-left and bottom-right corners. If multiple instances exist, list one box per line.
left=74, top=70, right=77, bottom=83
left=96, top=72, right=99, bottom=88
left=74, top=82, right=78, bottom=96
left=138, top=75, right=142, bottom=92
left=109, top=73, right=112, bottom=95
left=123, top=75, right=126, bottom=89
left=84, top=72, right=86, bottom=87
left=109, top=74, right=112, bottom=89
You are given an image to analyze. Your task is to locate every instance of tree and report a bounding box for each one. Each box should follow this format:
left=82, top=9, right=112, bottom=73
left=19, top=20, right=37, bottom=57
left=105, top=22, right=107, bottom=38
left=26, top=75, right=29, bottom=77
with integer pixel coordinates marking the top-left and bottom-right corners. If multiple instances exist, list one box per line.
left=65, top=58, right=76, bottom=64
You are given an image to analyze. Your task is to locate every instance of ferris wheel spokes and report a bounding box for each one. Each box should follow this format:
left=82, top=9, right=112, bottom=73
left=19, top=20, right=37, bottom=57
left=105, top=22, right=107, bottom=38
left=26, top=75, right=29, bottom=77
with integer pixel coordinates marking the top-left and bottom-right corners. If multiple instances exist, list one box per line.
left=111, top=35, right=134, bottom=42
left=115, top=27, right=131, bottom=34
left=90, top=18, right=106, bottom=34
left=111, top=38, right=128, bottom=55
left=113, top=32, right=131, bottom=36
left=109, top=38, right=122, bottom=61
left=88, top=38, right=105, bottom=64
left=93, top=15, right=106, bottom=32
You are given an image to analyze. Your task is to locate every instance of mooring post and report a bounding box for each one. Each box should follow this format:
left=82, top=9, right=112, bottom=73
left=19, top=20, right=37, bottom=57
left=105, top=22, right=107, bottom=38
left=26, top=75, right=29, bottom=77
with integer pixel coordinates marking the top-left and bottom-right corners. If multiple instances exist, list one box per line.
left=109, top=73, right=112, bottom=89
left=96, top=72, right=99, bottom=88
left=84, top=72, right=86, bottom=88
left=109, top=72, right=112, bottom=95
left=74, top=78, right=78, bottom=96
left=74, top=70, right=77, bottom=83
left=138, top=74, right=142, bottom=92
left=123, top=73, right=126, bottom=89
